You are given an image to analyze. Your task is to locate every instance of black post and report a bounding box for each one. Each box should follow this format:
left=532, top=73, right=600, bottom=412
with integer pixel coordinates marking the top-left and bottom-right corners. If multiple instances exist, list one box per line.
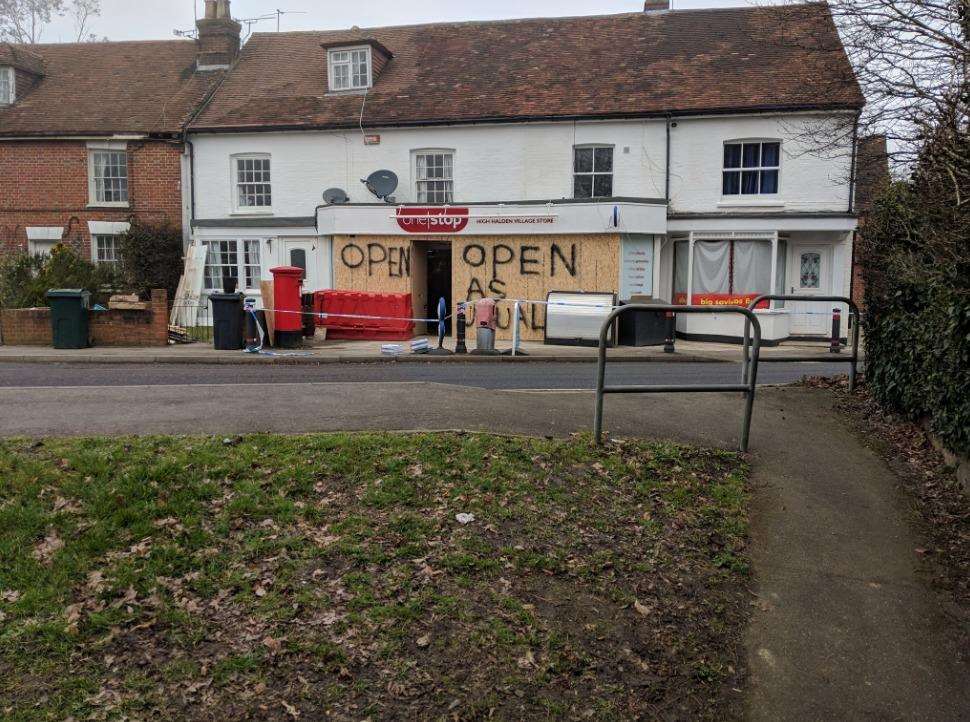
left=664, top=312, right=676, bottom=354
left=455, top=303, right=468, bottom=355
left=830, top=308, right=842, bottom=354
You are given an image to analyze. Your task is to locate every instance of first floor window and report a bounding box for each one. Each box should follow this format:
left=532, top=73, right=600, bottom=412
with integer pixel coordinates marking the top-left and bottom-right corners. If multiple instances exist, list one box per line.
left=723, top=141, right=780, bottom=196
left=94, top=235, right=121, bottom=267
left=235, top=156, right=272, bottom=210
left=203, top=239, right=262, bottom=291
left=574, top=146, right=614, bottom=198
left=0, top=67, right=13, bottom=105
left=90, top=150, right=129, bottom=204
left=415, top=151, right=454, bottom=203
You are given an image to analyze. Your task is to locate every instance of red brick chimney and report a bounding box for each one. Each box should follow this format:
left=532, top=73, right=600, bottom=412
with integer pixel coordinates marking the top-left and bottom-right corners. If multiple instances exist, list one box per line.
left=196, top=0, right=241, bottom=70
left=644, top=0, right=670, bottom=11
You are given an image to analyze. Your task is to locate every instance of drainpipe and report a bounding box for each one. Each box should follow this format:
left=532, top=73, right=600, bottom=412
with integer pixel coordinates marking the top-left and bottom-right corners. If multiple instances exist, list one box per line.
left=665, top=114, right=672, bottom=203
left=847, top=113, right=860, bottom=214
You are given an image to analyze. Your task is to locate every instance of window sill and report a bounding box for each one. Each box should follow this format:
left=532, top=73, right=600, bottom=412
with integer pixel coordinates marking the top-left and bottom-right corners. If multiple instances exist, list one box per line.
left=87, top=202, right=130, bottom=209
left=717, top=199, right=785, bottom=208
left=230, top=210, right=275, bottom=217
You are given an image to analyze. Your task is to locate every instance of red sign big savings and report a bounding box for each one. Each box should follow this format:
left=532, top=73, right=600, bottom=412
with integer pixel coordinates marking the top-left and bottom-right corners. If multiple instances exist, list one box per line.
left=396, top=207, right=470, bottom=233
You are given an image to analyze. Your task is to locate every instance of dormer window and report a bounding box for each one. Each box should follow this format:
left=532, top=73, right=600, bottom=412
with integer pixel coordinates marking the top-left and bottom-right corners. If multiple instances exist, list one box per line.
left=328, top=47, right=371, bottom=91
left=0, top=67, right=14, bottom=105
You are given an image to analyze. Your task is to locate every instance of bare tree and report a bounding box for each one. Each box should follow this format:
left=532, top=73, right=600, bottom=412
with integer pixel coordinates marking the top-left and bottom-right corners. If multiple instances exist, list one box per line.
left=779, top=0, right=968, bottom=169
left=0, top=0, right=64, bottom=43
left=71, top=0, right=100, bottom=42
left=0, top=0, right=102, bottom=44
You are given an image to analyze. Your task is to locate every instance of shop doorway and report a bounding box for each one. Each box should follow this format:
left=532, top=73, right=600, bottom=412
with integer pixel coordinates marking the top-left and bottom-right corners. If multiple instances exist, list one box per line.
left=424, top=242, right=453, bottom=334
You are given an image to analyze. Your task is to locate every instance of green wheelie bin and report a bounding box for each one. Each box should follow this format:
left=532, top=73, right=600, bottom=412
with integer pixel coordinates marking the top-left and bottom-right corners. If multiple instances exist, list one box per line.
left=46, top=289, right=92, bottom=349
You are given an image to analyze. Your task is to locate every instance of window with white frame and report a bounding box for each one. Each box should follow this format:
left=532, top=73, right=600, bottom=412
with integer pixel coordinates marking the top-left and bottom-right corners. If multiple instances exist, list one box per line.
left=722, top=141, right=780, bottom=196
left=0, top=67, right=14, bottom=105
left=234, top=155, right=272, bottom=211
left=414, top=151, right=454, bottom=203
left=203, top=240, right=262, bottom=291
left=328, top=47, right=371, bottom=91
left=89, top=149, right=129, bottom=205
left=93, top=235, right=122, bottom=267
left=574, top=146, right=614, bottom=198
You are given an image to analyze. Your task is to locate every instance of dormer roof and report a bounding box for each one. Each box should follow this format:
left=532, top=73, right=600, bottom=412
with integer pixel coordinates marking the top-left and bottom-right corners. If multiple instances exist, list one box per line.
left=0, top=44, right=45, bottom=76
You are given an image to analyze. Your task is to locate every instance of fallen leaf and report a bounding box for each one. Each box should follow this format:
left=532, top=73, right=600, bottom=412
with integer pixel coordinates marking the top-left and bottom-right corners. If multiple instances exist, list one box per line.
left=263, top=636, right=283, bottom=653
left=416, top=634, right=431, bottom=648
left=517, top=649, right=536, bottom=669
left=0, top=590, right=20, bottom=604
left=33, top=531, right=64, bottom=564
left=634, top=600, right=652, bottom=617
left=281, top=700, right=300, bottom=719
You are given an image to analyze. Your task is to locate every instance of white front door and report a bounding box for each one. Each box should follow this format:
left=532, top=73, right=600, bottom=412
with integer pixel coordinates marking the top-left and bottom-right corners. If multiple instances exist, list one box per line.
left=788, top=244, right=832, bottom=336
left=281, top=237, right=331, bottom=293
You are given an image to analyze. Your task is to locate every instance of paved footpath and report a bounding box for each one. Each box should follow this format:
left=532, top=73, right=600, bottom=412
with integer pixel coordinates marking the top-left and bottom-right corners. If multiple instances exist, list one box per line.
left=0, top=382, right=964, bottom=720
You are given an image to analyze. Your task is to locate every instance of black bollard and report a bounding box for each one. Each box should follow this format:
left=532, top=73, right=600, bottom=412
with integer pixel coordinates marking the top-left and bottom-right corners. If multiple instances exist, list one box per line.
left=830, top=308, right=842, bottom=354
left=664, top=311, right=676, bottom=354
left=455, top=304, right=468, bottom=354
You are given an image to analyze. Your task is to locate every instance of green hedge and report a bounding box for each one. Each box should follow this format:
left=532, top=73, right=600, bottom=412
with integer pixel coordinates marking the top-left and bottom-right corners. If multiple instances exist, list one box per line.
left=859, top=132, right=969, bottom=456
left=0, top=245, right=119, bottom=309
left=118, top=222, right=184, bottom=302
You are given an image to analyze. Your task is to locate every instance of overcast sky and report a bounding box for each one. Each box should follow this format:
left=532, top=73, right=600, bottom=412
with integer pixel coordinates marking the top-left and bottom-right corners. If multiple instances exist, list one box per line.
left=41, top=0, right=770, bottom=43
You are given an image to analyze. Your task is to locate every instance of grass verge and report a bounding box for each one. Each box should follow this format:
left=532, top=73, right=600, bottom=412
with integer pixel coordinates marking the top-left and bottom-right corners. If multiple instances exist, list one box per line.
left=0, top=432, right=749, bottom=720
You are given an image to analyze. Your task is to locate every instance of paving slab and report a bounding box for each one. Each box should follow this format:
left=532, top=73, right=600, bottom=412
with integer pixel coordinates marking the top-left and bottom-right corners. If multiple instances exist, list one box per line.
left=0, top=336, right=861, bottom=366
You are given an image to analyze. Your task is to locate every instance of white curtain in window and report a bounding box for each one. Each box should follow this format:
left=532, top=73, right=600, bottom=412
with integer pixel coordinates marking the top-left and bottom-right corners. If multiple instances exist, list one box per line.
left=674, top=241, right=689, bottom=296
left=692, top=241, right=730, bottom=294
left=733, top=241, right=773, bottom=295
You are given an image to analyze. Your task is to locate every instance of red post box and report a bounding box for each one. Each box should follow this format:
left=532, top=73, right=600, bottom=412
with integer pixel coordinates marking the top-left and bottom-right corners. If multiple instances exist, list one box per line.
left=271, top=266, right=304, bottom=348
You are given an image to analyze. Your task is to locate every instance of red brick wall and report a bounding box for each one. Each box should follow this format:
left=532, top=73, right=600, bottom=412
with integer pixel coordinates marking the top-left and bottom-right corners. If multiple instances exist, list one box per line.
left=0, top=139, right=184, bottom=259
left=0, top=307, right=51, bottom=345
left=0, top=289, right=169, bottom=347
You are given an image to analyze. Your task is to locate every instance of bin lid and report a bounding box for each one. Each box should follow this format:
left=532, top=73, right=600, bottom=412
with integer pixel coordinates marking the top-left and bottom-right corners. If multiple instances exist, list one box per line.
left=270, top=266, right=304, bottom=277
left=46, top=289, right=90, bottom=298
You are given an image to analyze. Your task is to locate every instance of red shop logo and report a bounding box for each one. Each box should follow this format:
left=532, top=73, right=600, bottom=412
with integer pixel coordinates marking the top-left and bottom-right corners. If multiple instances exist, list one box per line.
left=396, top=207, right=470, bottom=233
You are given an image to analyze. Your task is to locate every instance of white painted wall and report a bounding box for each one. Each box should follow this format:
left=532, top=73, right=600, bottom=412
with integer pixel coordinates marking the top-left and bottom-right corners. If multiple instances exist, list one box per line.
left=669, top=114, right=854, bottom=213
left=190, top=113, right=854, bottom=220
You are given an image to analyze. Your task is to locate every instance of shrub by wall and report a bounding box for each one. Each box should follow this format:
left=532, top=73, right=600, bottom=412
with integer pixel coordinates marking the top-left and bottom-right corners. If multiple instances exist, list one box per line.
left=859, top=120, right=969, bottom=456
left=118, top=222, right=184, bottom=303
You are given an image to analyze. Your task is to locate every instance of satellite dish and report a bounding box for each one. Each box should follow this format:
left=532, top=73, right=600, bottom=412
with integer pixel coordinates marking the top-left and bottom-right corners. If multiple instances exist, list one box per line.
left=362, top=170, right=399, bottom=202
left=322, top=187, right=349, bottom=205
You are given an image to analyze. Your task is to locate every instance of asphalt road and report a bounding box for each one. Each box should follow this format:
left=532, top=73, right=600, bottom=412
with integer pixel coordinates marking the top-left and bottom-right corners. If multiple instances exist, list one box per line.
left=0, top=360, right=848, bottom=390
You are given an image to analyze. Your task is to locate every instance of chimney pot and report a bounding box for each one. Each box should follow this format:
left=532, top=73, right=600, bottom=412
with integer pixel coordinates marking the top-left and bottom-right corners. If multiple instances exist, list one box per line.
left=644, top=0, right=669, bottom=11
left=204, top=0, right=217, bottom=20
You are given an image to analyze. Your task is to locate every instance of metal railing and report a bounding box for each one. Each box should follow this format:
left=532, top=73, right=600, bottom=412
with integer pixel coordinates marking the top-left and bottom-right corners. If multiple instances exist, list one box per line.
left=741, top=295, right=861, bottom=392
left=594, top=305, right=763, bottom=452
left=168, top=302, right=213, bottom=343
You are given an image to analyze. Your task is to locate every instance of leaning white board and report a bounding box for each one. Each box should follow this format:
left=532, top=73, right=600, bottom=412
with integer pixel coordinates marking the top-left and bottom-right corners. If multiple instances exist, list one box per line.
left=544, top=291, right=617, bottom=347
left=170, top=244, right=207, bottom=328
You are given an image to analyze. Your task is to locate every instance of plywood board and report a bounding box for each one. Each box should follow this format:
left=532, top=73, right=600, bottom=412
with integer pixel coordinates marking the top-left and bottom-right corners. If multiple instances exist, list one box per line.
left=330, top=233, right=621, bottom=342
left=260, top=280, right=275, bottom=341
left=452, top=235, right=620, bottom=341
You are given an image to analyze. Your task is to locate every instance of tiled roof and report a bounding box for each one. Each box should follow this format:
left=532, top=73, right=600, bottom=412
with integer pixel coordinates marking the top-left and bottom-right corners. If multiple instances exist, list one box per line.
left=192, top=3, right=863, bottom=132
left=0, top=40, right=223, bottom=137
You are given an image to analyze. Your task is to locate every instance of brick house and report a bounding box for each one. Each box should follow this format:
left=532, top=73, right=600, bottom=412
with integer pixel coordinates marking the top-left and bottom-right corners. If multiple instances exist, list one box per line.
left=850, top=135, right=891, bottom=309
left=0, top=1, right=238, bottom=268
